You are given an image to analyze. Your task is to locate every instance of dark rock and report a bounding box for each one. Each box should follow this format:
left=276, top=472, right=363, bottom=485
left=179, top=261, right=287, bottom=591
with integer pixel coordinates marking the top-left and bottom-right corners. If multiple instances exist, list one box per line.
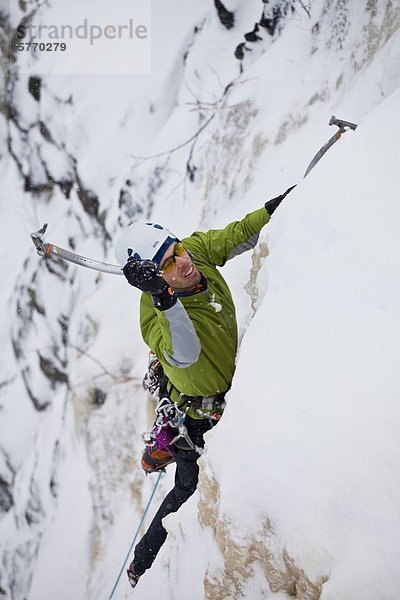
left=214, top=0, right=235, bottom=30
left=39, top=120, right=54, bottom=143
left=0, top=475, right=14, bottom=513
left=25, top=488, right=44, bottom=525
left=28, top=76, right=41, bottom=102
left=27, top=287, right=45, bottom=316
left=244, top=24, right=262, bottom=42
left=234, top=42, right=246, bottom=60
left=21, top=368, right=50, bottom=410
left=76, top=176, right=100, bottom=218
left=90, top=387, right=107, bottom=407
left=38, top=353, right=68, bottom=386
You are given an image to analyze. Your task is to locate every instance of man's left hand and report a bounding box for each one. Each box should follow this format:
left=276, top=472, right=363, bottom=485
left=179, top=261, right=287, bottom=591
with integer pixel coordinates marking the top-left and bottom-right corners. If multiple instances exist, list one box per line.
left=265, top=184, right=297, bottom=216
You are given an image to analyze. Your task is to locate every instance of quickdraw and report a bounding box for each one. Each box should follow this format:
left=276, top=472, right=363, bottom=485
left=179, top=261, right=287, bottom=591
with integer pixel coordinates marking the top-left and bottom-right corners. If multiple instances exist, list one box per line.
left=142, top=396, right=202, bottom=459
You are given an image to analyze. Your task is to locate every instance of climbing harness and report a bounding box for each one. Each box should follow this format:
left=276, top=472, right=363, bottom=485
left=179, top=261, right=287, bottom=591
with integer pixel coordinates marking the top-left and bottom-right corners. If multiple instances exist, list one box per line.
left=176, top=392, right=226, bottom=421
left=141, top=396, right=202, bottom=473
left=141, top=353, right=209, bottom=473
left=107, top=470, right=163, bottom=600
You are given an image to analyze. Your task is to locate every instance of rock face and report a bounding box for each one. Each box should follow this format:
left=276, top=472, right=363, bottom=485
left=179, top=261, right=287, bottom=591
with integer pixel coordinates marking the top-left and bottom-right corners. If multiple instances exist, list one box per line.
left=1, top=1, right=400, bottom=598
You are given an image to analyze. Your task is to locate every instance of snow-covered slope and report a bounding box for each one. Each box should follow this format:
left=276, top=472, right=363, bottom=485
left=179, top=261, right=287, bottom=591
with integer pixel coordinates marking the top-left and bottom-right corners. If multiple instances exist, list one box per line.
left=148, top=87, right=400, bottom=600
left=1, top=1, right=400, bottom=599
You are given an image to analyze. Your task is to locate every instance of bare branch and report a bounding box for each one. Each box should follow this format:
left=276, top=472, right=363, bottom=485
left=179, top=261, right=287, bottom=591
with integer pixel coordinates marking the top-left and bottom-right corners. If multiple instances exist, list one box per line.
left=129, top=113, right=216, bottom=162
left=295, top=0, right=311, bottom=18
left=69, top=343, right=139, bottom=384
left=129, top=74, right=247, bottom=163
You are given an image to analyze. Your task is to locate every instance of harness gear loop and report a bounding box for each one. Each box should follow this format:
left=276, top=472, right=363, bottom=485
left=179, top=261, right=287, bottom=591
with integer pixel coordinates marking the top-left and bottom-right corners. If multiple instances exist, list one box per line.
left=141, top=397, right=188, bottom=473
left=170, top=423, right=197, bottom=451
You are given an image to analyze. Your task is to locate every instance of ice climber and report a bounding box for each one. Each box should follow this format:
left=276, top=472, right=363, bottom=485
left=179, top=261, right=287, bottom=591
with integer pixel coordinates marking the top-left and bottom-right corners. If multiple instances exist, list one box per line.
left=114, top=185, right=295, bottom=589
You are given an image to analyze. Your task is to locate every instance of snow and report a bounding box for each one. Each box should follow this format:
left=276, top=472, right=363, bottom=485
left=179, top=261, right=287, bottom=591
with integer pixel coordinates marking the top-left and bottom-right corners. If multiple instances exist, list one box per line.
left=28, top=401, right=93, bottom=600
left=214, top=90, right=400, bottom=598
left=2, top=0, right=400, bottom=599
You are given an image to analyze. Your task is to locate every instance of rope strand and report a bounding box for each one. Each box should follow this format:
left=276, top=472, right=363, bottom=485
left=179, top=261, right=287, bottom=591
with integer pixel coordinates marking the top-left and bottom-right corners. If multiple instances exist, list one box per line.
left=108, top=471, right=164, bottom=599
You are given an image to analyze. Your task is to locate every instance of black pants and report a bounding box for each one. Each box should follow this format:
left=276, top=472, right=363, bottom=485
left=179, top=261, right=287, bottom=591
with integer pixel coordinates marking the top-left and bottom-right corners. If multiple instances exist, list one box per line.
left=133, top=417, right=213, bottom=575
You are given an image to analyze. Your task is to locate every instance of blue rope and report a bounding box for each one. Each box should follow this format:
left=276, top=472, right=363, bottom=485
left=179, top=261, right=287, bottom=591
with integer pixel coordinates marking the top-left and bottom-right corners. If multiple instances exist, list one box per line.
left=108, top=471, right=163, bottom=599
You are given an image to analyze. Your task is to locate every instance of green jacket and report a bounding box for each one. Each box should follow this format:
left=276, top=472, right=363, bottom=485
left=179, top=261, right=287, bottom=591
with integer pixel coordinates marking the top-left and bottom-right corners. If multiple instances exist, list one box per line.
left=140, top=207, right=270, bottom=418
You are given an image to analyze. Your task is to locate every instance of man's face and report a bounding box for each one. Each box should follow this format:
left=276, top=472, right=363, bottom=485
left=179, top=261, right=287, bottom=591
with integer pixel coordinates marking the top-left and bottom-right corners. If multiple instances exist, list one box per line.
left=159, top=242, right=201, bottom=292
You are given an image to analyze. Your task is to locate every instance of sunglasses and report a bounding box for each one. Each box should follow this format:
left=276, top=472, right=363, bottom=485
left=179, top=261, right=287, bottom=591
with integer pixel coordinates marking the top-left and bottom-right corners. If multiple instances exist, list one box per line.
left=161, top=242, right=186, bottom=274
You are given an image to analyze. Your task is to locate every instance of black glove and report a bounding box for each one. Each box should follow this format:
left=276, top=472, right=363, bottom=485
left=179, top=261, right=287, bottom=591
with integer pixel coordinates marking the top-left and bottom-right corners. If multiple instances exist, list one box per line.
left=265, top=184, right=296, bottom=216
left=123, top=259, right=176, bottom=311
left=123, top=258, right=166, bottom=293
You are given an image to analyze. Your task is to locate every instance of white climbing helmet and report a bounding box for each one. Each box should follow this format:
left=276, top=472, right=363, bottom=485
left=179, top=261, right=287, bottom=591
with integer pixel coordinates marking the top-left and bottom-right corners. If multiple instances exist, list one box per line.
left=114, top=222, right=178, bottom=266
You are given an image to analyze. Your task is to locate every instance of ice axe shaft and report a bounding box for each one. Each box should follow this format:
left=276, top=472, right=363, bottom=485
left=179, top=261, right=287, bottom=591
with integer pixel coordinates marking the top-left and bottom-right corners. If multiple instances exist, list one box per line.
left=30, top=223, right=123, bottom=276
left=304, top=115, right=358, bottom=178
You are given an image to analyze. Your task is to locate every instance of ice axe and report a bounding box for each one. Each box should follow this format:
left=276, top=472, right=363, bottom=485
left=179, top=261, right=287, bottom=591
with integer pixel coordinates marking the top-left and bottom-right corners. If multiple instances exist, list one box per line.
left=303, top=115, right=358, bottom=178
left=30, top=223, right=123, bottom=275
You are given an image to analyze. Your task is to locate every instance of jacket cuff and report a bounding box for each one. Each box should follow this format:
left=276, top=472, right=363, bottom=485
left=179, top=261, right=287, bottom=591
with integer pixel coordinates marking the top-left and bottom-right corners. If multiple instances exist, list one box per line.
left=151, top=287, right=177, bottom=311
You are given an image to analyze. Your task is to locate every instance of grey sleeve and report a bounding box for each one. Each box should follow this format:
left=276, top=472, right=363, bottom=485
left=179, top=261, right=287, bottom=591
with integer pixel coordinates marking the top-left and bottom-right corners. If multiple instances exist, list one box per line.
left=227, top=232, right=260, bottom=260
left=162, top=301, right=201, bottom=368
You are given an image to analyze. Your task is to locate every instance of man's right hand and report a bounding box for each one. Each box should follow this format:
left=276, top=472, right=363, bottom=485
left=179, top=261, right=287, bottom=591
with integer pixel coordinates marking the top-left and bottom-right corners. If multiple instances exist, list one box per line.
left=123, top=259, right=167, bottom=294
left=123, top=259, right=177, bottom=311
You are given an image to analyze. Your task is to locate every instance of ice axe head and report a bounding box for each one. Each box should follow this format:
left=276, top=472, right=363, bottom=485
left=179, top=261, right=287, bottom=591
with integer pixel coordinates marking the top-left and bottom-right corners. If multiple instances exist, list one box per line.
left=30, top=223, right=48, bottom=256
left=329, top=115, right=358, bottom=131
